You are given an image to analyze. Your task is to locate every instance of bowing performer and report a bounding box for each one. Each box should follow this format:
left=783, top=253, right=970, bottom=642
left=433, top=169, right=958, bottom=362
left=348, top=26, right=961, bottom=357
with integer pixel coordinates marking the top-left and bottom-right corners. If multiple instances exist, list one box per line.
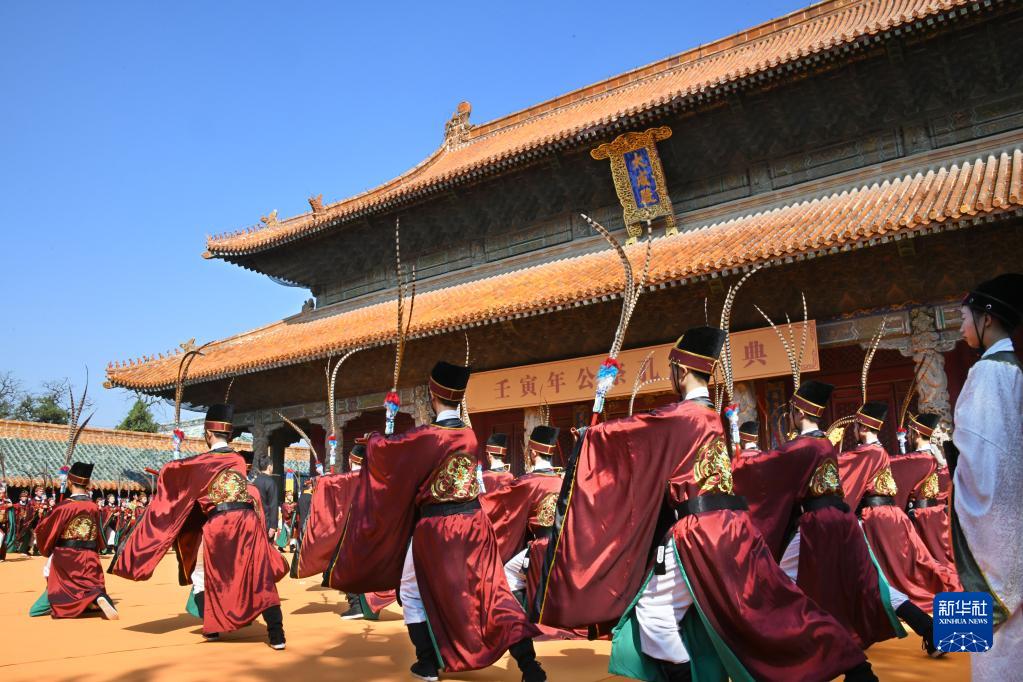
left=951, top=273, right=1023, bottom=679
left=329, top=361, right=544, bottom=682
left=32, top=462, right=118, bottom=619
left=110, top=403, right=289, bottom=649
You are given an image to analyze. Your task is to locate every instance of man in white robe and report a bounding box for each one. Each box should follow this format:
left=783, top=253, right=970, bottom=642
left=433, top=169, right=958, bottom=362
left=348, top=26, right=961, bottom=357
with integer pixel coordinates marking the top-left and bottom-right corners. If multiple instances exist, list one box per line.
left=952, top=273, right=1023, bottom=680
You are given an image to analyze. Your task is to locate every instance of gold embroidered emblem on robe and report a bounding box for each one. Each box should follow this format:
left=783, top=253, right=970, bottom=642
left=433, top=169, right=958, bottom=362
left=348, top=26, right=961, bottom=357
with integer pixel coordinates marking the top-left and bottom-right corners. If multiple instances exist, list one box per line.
left=61, top=514, right=98, bottom=541
left=430, top=453, right=480, bottom=503
left=693, top=437, right=734, bottom=495
left=808, top=458, right=844, bottom=497
left=208, top=469, right=253, bottom=504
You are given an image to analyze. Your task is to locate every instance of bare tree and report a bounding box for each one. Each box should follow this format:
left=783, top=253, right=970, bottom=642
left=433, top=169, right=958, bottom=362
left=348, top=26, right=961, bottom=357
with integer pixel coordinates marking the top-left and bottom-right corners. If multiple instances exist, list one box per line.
left=0, top=371, right=23, bottom=419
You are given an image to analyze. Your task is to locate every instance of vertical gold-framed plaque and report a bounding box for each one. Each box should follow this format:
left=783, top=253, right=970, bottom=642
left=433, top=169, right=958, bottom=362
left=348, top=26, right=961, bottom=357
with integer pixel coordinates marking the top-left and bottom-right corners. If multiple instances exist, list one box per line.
left=591, top=126, right=677, bottom=244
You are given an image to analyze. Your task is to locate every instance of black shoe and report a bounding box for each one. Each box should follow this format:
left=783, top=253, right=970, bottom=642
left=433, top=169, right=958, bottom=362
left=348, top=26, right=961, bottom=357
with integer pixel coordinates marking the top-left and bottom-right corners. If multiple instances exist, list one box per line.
left=262, top=605, right=285, bottom=649
left=407, top=622, right=440, bottom=681
left=658, top=660, right=692, bottom=682
left=509, top=638, right=546, bottom=682
left=410, top=661, right=439, bottom=681
left=844, top=661, right=878, bottom=682
left=202, top=632, right=220, bottom=641
left=896, top=602, right=944, bottom=658
left=340, top=595, right=364, bottom=620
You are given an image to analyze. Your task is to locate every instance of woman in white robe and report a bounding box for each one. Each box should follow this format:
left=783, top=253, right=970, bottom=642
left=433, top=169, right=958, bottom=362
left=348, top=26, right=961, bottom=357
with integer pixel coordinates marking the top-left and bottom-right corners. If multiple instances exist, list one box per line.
left=952, top=273, right=1023, bottom=681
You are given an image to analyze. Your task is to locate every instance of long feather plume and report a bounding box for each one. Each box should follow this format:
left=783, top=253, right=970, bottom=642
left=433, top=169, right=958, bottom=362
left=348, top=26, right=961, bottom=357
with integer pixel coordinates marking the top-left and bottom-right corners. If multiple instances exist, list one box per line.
left=460, top=331, right=473, bottom=428
left=223, top=377, right=236, bottom=403
left=174, top=340, right=213, bottom=426
left=898, top=355, right=931, bottom=428
left=327, top=348, right=361, bottom=438
left=861, top=316, right=888, bottom=404
left=719, top=268, right=759, bottom=405
left=754, top=297, right=806, bottom=392
left=0, top=448, right=7, bottom=486
left=277, top=412, right=320, bottom=468
left=628, top=351, right=665, bottom=416
left=63, top=370, right=95, bottom=467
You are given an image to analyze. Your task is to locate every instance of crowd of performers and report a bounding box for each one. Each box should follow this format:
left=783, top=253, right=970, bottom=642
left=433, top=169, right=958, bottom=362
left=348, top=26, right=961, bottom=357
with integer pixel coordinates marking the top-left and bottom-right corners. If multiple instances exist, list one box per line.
left=0, top=484, right=147, bottom=560
left=6, top=270, right=1020, bottom=682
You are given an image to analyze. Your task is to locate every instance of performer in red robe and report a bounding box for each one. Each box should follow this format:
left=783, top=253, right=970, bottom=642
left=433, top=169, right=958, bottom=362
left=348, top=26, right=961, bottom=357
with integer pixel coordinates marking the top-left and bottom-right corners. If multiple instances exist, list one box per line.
left=330, top=361, right=544, bottom=681
left=536, top=327, right=874, bottom=682
left=734, top=380, right=942, bottom=656
left=840, top=402, right=960, bottom=613
left=482, top=427, right=563, bottom=600
left=0, top=484, right=11, bottom=562
left=735, top=420, right=761, bottom=457
left=482, top=433, right=514, bottom=492
left=34, top=462, right=118, bottom=619
left=111, top=403, right=289, bottom=649
left=11, top=490, right=34, bottom=555
left=905, top=415, right=957, bottom=569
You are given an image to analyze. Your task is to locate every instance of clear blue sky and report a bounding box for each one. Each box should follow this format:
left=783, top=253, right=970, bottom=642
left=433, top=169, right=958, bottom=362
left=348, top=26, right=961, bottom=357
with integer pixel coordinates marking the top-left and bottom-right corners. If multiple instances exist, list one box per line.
left=0, top=0, right=808, bottom=428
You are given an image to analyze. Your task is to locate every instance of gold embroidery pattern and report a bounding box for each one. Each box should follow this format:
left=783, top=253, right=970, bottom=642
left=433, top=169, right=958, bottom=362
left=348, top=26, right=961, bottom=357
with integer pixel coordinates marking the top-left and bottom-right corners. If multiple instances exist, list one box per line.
left=693, top=437, right=734, bottom=495
left=808, top=458, right=844, bottom=497
left=208, top=469, right=253, bottom=504
left=872, top=466, right=898, bottom=496
left=61, top=514, right=98, bottom=541
left=534, top=493, right=558, bottom=528
left=429, top=453, right=480, bottom=503
left=919, top=473, right=939, bottom=500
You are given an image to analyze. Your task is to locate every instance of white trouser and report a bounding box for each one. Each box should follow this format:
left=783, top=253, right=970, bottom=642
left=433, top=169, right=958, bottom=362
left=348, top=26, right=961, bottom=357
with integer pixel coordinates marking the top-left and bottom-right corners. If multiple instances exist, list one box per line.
left=400, top=542, right=427, bottom=624
left=191, top=540, right=205, bottom=594
left=42, top=555, right=52, bottom=578
left=107, top=529, right=117, bottom=545
left=505, top=547, right=529, bottom=592
left=781, top=527, right=910, bottom=610
left=635, top=539, right=693, bottom=664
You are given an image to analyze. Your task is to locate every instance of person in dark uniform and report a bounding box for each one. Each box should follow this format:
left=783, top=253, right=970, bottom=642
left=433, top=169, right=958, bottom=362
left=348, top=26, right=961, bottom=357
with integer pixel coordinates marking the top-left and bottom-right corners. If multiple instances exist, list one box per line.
left=251, top=455, right=280, bottom=543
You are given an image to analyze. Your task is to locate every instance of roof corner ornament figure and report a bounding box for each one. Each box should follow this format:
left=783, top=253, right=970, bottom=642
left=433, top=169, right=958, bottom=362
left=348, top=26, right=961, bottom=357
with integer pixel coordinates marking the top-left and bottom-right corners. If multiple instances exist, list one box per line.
left=591, top=126, right=677, bottom=244
left=308, top=194, right=325, bottom=216
left=260, top=209, right=279, bottom=228
left=444, top=101, right=473, bottom=150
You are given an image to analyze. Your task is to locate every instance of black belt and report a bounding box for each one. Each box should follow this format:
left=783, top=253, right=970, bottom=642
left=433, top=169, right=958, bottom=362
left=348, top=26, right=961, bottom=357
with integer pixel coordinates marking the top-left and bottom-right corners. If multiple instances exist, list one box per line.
left=208, top=501, right=254, bottom=518
left=56, top=539, right=98, bottom=550
left=420, top=498, right=481, bottom=518
left=532, top=527, right=554, bottom=540
left=912, top=498, right=942, bottom=509
left=673, top=494, right=747, bottom=518
left=858, top=495, right=897, bottom=511
left=800, top=495, right=850, bottom=515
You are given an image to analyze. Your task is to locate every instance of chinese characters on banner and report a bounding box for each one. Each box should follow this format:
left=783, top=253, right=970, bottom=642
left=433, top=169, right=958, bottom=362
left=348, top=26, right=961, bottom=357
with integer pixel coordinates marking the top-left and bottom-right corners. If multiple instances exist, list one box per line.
left=466, top=322, right=818, bottom=413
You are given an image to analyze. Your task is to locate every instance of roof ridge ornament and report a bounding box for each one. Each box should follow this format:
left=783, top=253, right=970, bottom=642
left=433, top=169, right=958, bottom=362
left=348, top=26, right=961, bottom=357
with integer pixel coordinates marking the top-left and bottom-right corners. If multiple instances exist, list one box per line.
left=260, top=209, right=279, bottom=228
left=444, top=101, right=473, bottom=150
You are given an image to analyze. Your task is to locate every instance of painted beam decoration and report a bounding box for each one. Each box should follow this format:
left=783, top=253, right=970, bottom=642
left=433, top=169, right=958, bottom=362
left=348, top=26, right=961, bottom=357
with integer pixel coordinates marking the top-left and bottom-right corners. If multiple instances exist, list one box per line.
left=591, top=126, right=678, bottom=243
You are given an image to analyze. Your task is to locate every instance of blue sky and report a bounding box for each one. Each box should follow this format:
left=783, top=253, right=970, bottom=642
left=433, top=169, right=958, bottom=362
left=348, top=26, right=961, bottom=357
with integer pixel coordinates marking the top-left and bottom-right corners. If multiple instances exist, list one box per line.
left=0, top=0, right=808, bottom=427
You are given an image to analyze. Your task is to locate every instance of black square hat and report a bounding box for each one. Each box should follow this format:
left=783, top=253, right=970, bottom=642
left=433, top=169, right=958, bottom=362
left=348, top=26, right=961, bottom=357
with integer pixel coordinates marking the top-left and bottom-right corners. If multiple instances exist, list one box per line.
left=668, top=326, right=726, bottom=375
left=908, top=412, right=940, bottom=438
left=349, top=443, right=367, bottom=465
left=856, top=401, right=888, bottom=430
left=793, top=380, right=834, bottom=418
left=67, top=462, right=94, bottom=487
left=205, top=403, right=234, bottom=433
left=738, top=421, right=759, bottom=443
left=485, top=433, right=508, bottom=454
left=429, top=361, right=471, bottom=402
left=963, top=273, right=1023, bottom=330
left=528, top=425, right=560, bottom=455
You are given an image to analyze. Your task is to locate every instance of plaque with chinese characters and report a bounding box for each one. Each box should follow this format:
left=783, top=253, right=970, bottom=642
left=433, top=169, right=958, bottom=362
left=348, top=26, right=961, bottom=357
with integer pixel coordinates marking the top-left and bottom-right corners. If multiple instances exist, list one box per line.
left=465, top=321, right=818, bottom=412
left=591, top=126, right=677, bottom=244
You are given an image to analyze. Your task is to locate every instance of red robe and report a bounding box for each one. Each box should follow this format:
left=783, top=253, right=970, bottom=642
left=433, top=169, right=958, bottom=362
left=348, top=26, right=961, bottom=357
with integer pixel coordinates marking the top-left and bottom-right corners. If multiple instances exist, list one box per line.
left=329, top=422, right=539, bottom=673
left=35, top=495, right=108, bottom=618
left=110, top=449, right=288, bottom=635
left=294, top=472, right=358, bottom=578
left=840, top=443, right=960, bottom=612
left=911, top=464, right=956, bottom=569
left=537, top=400, right=865, bottom=682
left=733, top=434, right=902, bottom=648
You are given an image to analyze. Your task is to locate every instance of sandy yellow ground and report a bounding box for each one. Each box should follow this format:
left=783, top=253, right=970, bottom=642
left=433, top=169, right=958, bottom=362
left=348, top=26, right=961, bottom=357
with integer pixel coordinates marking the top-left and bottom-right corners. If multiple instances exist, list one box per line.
left=0, top=552, right=969, bottom=681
